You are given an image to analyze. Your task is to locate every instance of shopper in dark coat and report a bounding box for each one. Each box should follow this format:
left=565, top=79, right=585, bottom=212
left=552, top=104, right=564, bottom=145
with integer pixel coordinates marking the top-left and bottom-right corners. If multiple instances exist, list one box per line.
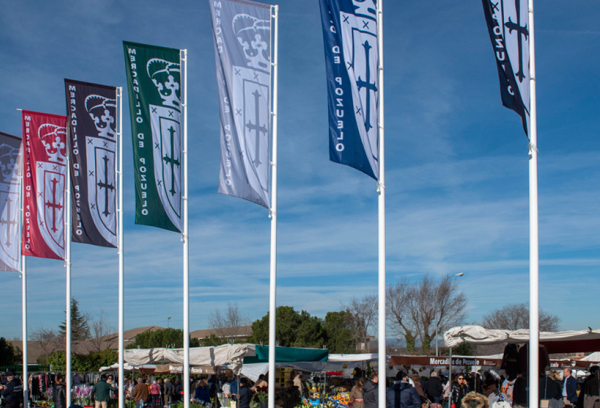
left=452, top=374, right=471, bottom=408
left=363, top=372, right=379, bottom=408
left=238, top=378, right=252, bottom=408
left=425, top=372, right=444, bottom=403
left=53, top=374, right=67, bottom=408
left=0, top=372, right=23, bottom=408
left=387, top=371, right=421, bottom=408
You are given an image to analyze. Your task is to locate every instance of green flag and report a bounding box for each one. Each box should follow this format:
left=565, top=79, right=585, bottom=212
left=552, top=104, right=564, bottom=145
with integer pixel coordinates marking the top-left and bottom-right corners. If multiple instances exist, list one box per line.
left=123, top=41, right=182, bottom=232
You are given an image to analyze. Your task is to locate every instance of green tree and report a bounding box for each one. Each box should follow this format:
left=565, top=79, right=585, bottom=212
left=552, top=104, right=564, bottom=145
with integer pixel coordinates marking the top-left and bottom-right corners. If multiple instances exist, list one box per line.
left=128, top=328, right=199, bottom=349
left=248, top=306, right=320, bottom=347
left=199, top=334, right=228, bottom=347
left=323, top=311, right=356, bottom=353
left=59, top=298, right=91, bottom=341
left=47, top=350, right=118, bottom=372
left=294, top=313, right=326, bottom=348
left=0, top=337, right=21, bottom=365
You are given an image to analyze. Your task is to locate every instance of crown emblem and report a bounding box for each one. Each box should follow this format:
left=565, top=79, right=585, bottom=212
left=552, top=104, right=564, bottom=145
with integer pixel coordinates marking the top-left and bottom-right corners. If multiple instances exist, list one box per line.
left=353, top=0, right=377, bottom=18
left=39, top=124, right=67, bottom=164
left=85, top=95, right=117, bottom=139
left=147, top=59, right=181, bottom=110
left=232, top=14, right=271, bottom=70
left=0, top=144, right=20, bottom=183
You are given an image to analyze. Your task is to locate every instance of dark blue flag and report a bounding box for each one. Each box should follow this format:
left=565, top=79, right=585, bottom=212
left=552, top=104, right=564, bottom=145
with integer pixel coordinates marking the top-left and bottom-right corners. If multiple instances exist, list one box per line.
left=482, top=0, right=530, bottom=136
left=319, top=0, right=379, bottom=179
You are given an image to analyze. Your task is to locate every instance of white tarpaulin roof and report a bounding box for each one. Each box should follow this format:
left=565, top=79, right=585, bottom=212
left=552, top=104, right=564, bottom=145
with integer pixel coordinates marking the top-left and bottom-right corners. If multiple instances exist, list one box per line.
left=328, top=353, right=378, bottom=362
left=99, top=363, right=155, bottom=372
left=444, top=325, right=600, bottom=352
left=580, top=352, right=600, bottom=362
left=124, top=344, right=251, bottom=374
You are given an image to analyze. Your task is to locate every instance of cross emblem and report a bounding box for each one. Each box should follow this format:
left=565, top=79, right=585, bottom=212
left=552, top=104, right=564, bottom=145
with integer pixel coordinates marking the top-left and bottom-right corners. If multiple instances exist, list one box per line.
left=0, top=196, right=17, bottom=247
left=45, top=177, right=63, bottom=233
left=245, top=90, right=268, bottom=168
left=356, top=40, right=378, bottom=132
left=96, top=155, right=115, bottom=217
left=505, top=0, right=529, bottom=83
left=162, top=126, right=180, bottom=196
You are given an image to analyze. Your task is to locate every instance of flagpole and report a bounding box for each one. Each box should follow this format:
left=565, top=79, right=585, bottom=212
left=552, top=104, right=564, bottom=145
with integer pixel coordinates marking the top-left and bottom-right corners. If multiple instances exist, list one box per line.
left=117, top=86, right=125, bottom=408
left=267, top=6, right=279, bottom=408
left=21, top=257, right=28, bottom=408
left=376, top=0, right=386, bottom=407
left=528, top=0, right=539, bottom=407
left=181, top=48, right=190, bottom=408
left=20, top=148, right=29, bottom=408
left=65, top=117, right=73, bottom=408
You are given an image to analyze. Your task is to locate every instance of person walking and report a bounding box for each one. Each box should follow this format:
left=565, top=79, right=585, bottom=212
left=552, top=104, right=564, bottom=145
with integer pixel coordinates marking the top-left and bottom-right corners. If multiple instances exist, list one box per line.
left=164, top=378, right=174, bottom=407
left=293, top=373, right=303, bottom=397
left=92, top=375, right=118, bottom=408
left=133, top=378, right=150, bottom=408
left=581, top=366, right=600, bottom=408
left=412, top=374, right=427, bottom=403
left=0, top=371, right=23, bottom=408
left=350, top=378, right=366, bottom=408
left=238, top=378, right=252, bottom=408
left=451, top=374, right=471, bottom=408
left=363, top=372, right=379, bottom=408
left=540, top=371, right=563, bottom=408
left=562, top=368, right=577, bottom=408
left=425, top=372, right=444, bottom=404
left=387, top=371, right=421, bottom=408
left=53, top=374, right=67, bottom=408
left=151, top=380, right=161, bottom=407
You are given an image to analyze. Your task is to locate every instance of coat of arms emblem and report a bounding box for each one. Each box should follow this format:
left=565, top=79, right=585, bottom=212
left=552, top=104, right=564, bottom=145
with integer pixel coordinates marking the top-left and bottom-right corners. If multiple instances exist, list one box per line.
left=36, top=123, right=67, bottom=256
left=231, top=13, right=271, bottom=198
left=341, top=0, right=378, bottom=161
left=147, top=58, right=182, bottom=230
left=85, top=94, right=117, bottom=244
left=0, top=143, right=21, bottom=270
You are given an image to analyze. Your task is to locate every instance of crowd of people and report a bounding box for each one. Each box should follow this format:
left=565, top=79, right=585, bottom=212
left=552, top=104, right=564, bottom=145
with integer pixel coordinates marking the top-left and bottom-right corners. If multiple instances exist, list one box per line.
left=1, top=365, right=600, bottom=408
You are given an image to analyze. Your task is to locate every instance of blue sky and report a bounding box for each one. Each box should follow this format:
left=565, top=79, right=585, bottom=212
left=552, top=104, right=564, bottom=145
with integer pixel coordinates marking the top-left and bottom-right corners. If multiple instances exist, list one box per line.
left=1, top=0, right=599, bottom=341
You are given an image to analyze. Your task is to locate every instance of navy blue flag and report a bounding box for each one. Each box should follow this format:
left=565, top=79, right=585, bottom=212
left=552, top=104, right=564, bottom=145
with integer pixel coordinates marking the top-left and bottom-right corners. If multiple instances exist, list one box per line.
left=319, top=0, right=379, bottom=180
left=482, top=0, right=530, bottom=136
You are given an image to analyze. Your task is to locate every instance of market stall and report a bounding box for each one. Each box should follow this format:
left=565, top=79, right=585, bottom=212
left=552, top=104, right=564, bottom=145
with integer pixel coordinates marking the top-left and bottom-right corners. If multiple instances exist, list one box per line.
left=444, top=325, right=600, bottom=353
left=574, top=351, right=600, bottom=368
left=124, top=343, right=251, bottom=374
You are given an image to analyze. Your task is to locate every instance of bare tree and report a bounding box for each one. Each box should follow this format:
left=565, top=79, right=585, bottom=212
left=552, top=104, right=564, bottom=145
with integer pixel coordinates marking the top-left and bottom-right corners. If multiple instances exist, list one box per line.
left=481, top=303, right=560, bottom=332
left=344, top=294, right=377, bottom=352
left=386, top=279, right=418, bottom=351
left=88, top=311, right=116, bottom=352
left=208, top=302, right=250, bottom=342
left=387, top=275, right=467, bottom=354
left=30, top=327, right=60, bottom=363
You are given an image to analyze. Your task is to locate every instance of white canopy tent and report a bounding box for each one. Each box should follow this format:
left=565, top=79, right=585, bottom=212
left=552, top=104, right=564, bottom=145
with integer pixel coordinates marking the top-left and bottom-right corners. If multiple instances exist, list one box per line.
left=240, top=353, right=379, bottom=382
left=444, top=325, right=600, bottom=354
left=580, top=352, right=600, bottom=362
left=124, top=344, right=252, bottom=374
left=99, top=363, right=156, bottom=372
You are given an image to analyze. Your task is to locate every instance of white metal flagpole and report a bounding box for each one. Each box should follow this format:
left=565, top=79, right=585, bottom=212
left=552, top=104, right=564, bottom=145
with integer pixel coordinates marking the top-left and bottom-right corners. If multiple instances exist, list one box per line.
left=528, top=0, right=539, bottom=407
left=65, top=117, right=73, bottom=408
left=20, top=148, right=29, bottom=408
left=376, top=1, right=386, bottom=407
left=181, top=48, right=190, bottom=408
left=117, top=86, right=125, bottom=408
left=267, top=7, right=279, bottom=408
left=21, top=258, right=28, bottom=408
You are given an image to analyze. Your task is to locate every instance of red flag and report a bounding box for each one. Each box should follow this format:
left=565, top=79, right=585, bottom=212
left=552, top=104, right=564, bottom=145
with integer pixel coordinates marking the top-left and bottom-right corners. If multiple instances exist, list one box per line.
left=22, top=111, right=67, bottom=260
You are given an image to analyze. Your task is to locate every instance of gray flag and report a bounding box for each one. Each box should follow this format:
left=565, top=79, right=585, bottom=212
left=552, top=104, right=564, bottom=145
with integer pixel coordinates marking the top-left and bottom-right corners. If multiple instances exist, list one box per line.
left=0, top=132, right=22, bottom=272
left=209, top=0, right=272, bottom=208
